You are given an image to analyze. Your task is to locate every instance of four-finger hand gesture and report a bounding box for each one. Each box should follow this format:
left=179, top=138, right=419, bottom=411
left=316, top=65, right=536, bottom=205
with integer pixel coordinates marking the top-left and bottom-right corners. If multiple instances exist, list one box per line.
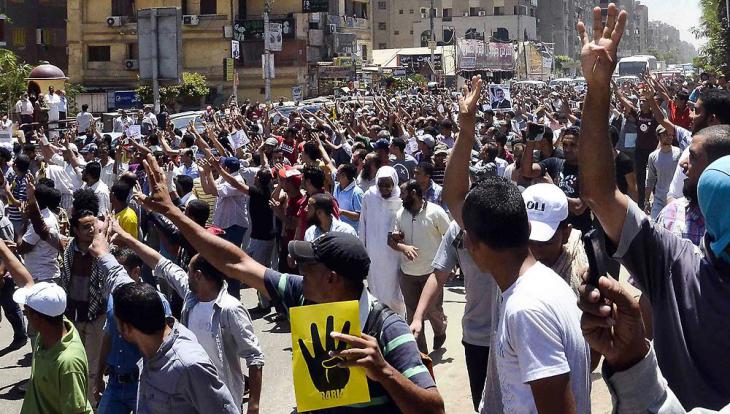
left=577, top=3, right=627, bottom=88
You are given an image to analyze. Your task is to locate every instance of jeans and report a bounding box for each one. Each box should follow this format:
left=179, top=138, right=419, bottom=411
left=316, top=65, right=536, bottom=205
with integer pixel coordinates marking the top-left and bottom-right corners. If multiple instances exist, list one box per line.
left=222, top=225, right=247, bottom=299
left=98, top=378, right=138, bottom=414
left=0, top=276, right=26, bottom=342
left=463, top=341, right=490, bottom=412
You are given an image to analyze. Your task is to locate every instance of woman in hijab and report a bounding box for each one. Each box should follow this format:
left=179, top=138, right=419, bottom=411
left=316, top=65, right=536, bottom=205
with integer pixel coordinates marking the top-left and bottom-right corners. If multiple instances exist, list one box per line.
left=358, top=166, right=406, bottom=315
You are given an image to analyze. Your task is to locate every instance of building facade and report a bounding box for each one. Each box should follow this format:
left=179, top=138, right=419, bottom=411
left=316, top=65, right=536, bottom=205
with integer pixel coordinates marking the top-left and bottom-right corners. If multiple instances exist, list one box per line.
left=372, top=0, right=537, bottom=50
left=535, top=0, right=592, bottom=58
left=66, top=0, right=372, bottom=104
left=0, top=0, right=68, bottom=72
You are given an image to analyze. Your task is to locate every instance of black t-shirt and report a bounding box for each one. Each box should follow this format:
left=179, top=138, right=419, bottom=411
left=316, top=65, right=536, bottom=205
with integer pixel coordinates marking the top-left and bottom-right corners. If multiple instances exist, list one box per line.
left=615, top=152, right=634, bottom=195
left=249, top=186, right=275, bottom=240
left=539, top=157, right=592, bottom=233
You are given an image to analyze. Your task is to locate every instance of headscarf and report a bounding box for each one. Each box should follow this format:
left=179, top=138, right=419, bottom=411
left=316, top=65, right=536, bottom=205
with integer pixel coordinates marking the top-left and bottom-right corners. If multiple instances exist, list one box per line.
left=697, top=155, right=730, bottom=263
left=372, top=166, right=400, bottom=200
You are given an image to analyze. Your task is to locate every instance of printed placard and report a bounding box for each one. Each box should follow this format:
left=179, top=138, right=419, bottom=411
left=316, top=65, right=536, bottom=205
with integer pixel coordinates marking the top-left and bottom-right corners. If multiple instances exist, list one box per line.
left=290, top=300, right=370, bottom=411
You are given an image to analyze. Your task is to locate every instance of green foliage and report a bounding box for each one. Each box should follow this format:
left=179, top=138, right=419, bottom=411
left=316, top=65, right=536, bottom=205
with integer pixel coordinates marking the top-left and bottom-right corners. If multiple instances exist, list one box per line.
left=553, top=55, right=576, bottom=75
left=0, top=49, right=33, bottom=115
left=63, top=82, right=85, bottom=117
left=136, top=72, right=210, bottom=106
left=692, top=0, right=729, bottom=74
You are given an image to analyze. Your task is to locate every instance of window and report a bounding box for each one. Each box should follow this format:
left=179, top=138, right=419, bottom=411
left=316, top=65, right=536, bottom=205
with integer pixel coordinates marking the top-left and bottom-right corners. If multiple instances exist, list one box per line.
left=469, top=7, right=479, bottom=16
left=409, top=9, right=414, bottom=14
left=200, top=0, right=217, bottom=15
left=494, top=6, right=504, bottom=15
left=0, top=15, right=6, bottom=45
left=410, top=30, right=414, bottom=35
left=394, top=30, right=399, bottom=35
left=530, top=8, right=535, bottom=16
left=399, top=9, right=403, bottom=14
left=378, top=22, right=386, bottom=30
left=378, top=1, right=386, bottom=10
left=514, top=6, right=518, bottom=14
left=11, top=28, right=25, bottom=46
left=443, top=8, right=451, bottom=17
left=112, top=0, right=135, bottom=17
left=127, top=43, right=138, bottom=59
left=378, top=43, right=386, bottom=49
left=88, top=45, right=111, bottom=62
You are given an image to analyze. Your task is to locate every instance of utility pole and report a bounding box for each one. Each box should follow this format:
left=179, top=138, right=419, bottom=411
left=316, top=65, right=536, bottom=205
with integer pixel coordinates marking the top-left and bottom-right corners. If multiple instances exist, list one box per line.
left=151, top=8, right=160, bottom=113
left=263, top=0, right=272, bottom=104
left=429, top=0, right=435, bottom=81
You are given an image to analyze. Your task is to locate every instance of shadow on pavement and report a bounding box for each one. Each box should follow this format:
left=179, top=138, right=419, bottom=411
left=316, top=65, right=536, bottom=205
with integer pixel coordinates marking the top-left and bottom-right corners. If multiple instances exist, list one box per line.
left=0, top=379, right=27, bottom=401
left=429, top=348, right=454, bottom=366
left=262, top=313, right=291, bottom=334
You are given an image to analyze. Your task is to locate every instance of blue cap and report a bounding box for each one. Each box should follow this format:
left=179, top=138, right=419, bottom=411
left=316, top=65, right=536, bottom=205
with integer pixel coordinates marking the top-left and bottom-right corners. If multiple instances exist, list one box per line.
left=373, top=138, right=390, bottom=150
left=221, top=157, right=240, bottom=172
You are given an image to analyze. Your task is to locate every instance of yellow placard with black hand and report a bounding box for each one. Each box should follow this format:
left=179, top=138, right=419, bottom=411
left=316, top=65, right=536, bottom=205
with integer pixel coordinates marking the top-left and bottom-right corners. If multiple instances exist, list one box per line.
left=291, top=300, right=371, bottom=411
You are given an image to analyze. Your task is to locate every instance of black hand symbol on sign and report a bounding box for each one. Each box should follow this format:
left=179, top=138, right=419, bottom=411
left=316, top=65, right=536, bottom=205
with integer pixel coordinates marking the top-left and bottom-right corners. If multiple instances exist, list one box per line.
left=298, top=315, right=352, bottom=393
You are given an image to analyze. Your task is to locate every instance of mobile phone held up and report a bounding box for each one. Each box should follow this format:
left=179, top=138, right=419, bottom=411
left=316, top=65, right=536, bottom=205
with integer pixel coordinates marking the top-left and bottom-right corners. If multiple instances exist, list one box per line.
left=582, top=228, right=609, bottom=287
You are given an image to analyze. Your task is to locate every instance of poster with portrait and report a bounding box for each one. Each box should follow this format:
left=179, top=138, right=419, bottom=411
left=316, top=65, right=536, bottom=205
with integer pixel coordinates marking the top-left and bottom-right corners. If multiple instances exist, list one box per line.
left=291, top=300, right=370, bottom=411
left=488, top=84, right=512, bottom=111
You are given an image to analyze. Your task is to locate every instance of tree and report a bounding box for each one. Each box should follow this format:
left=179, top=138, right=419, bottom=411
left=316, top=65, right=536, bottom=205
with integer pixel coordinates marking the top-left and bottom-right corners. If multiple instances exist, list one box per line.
left=692, top=0, right=729, bottom=74
left=136, top=72, right=210, bottom=107
left=0, top=49, right=33, bottom=115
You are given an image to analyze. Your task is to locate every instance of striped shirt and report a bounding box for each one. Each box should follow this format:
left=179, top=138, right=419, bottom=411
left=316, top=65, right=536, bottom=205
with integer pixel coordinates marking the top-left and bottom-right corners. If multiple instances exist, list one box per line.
left=263, top=269, right=436, bottom=413
left=7, top=171, right=27, bottom=222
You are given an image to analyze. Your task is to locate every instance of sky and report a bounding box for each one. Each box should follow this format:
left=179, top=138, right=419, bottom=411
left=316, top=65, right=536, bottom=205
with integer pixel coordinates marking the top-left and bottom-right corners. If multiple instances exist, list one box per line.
left=638, top=0, right=705, bottom=48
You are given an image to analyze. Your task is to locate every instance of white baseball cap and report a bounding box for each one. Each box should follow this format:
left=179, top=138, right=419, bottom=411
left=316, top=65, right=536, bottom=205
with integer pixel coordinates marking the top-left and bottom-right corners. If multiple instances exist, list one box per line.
left=522, top=183, right=569, bottom=242
left=13, top=282, right=67, bottom=317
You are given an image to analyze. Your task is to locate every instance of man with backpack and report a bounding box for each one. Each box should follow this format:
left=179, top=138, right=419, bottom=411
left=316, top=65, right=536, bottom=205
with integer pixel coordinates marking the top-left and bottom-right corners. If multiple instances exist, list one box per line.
left=134, top=153, right=445, bottom=414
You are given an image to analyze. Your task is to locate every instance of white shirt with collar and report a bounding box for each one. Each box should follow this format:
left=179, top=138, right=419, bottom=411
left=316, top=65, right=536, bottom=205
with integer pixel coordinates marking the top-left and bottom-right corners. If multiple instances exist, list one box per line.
left=85, top=180, right=111, bottom=215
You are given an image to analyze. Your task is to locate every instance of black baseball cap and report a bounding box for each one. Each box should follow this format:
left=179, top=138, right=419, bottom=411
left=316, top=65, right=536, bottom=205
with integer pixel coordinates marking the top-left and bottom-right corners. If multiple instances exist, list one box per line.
left=288, top=233, right=370, bottom=281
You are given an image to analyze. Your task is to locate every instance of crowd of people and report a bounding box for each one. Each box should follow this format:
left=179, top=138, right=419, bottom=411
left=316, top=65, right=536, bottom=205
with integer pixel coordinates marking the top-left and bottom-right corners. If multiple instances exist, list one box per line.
left=1, top=3, right=730, bottom=413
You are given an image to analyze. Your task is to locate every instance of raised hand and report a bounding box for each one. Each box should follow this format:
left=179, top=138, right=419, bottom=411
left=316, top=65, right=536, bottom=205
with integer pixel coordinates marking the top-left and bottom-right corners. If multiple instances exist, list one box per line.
left=458, top=75, right=483, bottom=119
left=133, top=153, right=175, bottom=215
left=297, top=316, right=352, bottom=393
left=577, top=3, right=627, bottom=88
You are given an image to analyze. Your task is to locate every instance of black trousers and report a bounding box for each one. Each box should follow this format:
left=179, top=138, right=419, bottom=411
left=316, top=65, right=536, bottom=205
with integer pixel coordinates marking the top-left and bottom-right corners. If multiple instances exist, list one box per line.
left=634, top=147, right=653, bottom=210
left=463, top=341, right=490, bottom=412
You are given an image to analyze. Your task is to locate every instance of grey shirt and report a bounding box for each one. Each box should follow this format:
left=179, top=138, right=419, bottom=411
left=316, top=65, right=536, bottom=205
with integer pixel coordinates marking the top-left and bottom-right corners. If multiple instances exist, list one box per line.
left=431, top=221, right=498, bottom=347
left=153, top=257, right=264, bottom=409
left=98, top=255, right=240, bottom=414
left=646, top=146, right=680, bottom=204
left=605, top=344, right=727, bottom=413
left=611, top=199, right=730, bottom=410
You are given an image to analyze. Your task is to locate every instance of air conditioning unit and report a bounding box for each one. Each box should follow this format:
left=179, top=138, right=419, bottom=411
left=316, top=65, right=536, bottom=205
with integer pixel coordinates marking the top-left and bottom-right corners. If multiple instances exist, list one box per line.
left=106, top=16, right=122, bottom=27
left=463, top=12, right=470, bottom=17
left=478, top=11, right=487, bottom=16
left=421, top=12, right=428, bottom=18
left=327, top=24, right=337, bottom=34
left=124, top=59, right=139, bottom=70
left=183, top=15, right=200, bottom=25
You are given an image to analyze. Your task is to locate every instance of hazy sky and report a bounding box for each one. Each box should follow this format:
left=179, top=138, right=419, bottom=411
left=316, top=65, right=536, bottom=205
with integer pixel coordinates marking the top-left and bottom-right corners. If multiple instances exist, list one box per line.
left=638, top=0, right=704, bottom=48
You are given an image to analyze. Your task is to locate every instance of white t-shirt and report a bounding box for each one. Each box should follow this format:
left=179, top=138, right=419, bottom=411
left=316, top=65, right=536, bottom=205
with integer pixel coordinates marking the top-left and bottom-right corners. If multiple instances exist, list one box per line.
left=22, top=208, right=61, bottom=281
left=495, top=262, right=591, bottom=414
left=0, top=119, right=13, bottom=144
left=188, top=300, right=222, bottom=369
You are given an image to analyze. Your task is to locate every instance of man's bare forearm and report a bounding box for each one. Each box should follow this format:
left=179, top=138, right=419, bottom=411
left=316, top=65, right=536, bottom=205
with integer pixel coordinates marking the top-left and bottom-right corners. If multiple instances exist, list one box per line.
left=443, top=118, right=474, bottom=227
left=164, top=208, right=269, bottom=298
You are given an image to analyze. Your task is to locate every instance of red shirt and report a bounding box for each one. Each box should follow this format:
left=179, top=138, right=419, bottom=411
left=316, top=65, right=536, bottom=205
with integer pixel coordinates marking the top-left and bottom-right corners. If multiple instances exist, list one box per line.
left=277, top=136, right=299, bottom=165
left=669, top=101, right=692, bottom=130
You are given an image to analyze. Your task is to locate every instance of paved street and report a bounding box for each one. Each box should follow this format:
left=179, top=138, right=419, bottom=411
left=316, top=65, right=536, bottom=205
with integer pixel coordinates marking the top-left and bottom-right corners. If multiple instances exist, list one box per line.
left=0, top=279, right=614, bottom=413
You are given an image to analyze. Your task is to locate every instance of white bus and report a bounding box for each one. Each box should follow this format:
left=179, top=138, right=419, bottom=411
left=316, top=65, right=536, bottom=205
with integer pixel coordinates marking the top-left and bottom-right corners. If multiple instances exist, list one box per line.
left=617, top=55, right=658, bottom=76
